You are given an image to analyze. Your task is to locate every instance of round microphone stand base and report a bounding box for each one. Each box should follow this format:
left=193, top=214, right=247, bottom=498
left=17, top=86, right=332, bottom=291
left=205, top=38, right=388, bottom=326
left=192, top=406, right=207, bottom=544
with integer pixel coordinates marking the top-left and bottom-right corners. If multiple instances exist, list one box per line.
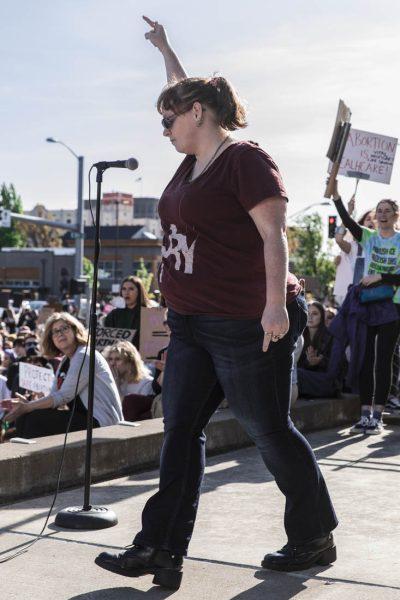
left=55, top=506, right=118, bottom=530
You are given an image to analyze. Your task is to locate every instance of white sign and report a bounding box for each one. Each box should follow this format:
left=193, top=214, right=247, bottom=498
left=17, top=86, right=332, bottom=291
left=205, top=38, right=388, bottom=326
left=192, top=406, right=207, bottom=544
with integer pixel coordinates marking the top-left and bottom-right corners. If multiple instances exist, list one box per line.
left=19, top=362, right=55, bottom=395
left=0, top=208, right=11, bottom=227
left=95, top=326, right=136, bottom=350
left=332, top=128, right=398, bottom=184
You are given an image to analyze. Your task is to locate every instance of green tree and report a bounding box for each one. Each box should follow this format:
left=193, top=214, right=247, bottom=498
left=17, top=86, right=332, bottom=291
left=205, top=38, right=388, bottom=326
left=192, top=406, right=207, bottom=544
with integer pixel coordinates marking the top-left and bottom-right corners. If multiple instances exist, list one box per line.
left=0, top=183, right=27, bottom=249
left=83, top=257, right=94, bottom=286
left=135, top=257, right=153, bottom=293
left=291, top=213, right=336, bottom=299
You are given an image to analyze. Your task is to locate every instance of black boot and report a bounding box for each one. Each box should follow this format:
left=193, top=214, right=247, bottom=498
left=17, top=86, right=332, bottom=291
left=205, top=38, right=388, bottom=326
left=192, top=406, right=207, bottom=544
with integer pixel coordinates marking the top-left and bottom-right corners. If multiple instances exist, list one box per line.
left=95, top=544, right=183, bottom=590
left=262, top=533, right=336, bottom=572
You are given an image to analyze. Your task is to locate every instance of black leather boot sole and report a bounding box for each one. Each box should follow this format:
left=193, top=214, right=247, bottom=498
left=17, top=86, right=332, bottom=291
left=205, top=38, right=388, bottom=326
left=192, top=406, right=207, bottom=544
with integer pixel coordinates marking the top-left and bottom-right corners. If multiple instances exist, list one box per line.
left=95, top=547, right=183, bottom=590
left=262, top=534, right=337, bottom=572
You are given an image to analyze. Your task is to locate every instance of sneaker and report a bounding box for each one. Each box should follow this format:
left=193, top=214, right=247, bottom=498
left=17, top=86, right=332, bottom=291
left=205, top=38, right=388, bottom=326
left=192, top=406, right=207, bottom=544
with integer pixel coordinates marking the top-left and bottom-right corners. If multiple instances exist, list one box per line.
left=365, top=417, right=384, bottom=435
left=384, top=396, right=400, bottom=414
left=349, top=415, right=370, bottom=434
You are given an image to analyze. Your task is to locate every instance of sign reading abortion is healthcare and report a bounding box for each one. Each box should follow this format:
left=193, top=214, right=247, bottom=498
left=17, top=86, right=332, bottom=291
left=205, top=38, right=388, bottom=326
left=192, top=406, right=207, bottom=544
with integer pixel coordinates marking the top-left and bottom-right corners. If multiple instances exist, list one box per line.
left=333, top=128, right=398, bottom=184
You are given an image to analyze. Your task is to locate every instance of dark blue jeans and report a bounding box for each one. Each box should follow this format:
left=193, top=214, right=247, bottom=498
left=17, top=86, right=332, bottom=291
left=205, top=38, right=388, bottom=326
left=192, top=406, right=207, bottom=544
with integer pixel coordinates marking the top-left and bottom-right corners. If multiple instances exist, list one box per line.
left=134, top=295, right=338, bottom=555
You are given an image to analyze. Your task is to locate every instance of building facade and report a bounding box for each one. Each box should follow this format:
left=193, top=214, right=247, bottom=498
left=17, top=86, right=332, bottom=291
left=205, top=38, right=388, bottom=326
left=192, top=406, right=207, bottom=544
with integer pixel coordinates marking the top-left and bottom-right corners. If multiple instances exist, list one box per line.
left=64, top=225, right=162, bottom=293
left=0, top=248, right=75, bottom=297
left=25, top=194, right=162, bottom=238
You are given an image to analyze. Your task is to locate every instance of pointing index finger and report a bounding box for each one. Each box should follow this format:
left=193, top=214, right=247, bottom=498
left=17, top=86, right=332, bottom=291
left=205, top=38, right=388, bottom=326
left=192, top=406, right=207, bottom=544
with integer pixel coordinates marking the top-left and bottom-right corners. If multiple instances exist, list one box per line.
left=263, top=333, right=272, bottom=353
left=142, top=15, right=156, bottom=28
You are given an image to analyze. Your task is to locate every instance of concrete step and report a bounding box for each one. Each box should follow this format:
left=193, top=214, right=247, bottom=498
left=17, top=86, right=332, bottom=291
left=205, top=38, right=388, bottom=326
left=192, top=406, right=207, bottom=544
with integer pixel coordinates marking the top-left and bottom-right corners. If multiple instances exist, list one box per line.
left=0, top=395, right=360, bottom=505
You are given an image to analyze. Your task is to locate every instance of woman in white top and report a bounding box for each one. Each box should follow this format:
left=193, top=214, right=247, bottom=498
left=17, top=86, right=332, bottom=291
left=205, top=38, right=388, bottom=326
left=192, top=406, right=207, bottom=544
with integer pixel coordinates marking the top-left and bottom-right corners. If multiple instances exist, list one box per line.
left=334, top=196, right=375, bottom=305
left=1, top=313, right=122, bottom=438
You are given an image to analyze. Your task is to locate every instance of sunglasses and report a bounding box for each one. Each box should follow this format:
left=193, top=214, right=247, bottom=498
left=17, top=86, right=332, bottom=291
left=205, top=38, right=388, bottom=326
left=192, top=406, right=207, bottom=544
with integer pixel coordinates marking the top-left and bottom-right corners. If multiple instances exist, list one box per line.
left=161, top=114, right=178, bottom=130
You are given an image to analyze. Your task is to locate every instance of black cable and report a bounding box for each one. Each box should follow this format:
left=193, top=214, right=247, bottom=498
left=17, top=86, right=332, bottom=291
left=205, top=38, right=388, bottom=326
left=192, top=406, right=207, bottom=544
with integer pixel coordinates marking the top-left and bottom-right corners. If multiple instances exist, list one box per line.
left=0, top=348, right=88, bottom=563
left=0, top=168, right=97, bottom=563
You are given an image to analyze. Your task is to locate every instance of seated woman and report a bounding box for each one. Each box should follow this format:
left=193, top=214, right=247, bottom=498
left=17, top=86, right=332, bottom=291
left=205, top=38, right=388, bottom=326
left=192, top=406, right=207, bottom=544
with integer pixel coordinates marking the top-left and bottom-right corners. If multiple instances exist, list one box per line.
left=104, top=276, right=152, bottom=350
left=107, top=341, right=157, bottom=421
left=1, top=313, right=123, bottom=438
left=297, top=301, right=343, bottom=399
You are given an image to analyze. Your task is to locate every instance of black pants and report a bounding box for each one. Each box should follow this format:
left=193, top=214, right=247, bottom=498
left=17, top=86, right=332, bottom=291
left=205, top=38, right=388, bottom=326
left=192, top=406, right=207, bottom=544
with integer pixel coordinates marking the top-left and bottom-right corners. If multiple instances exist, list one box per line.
left=16, top=408, right=99, bottom=439
left=359, top=317, right=400, bottom=406
left=133, top=296, right=338, bottom=555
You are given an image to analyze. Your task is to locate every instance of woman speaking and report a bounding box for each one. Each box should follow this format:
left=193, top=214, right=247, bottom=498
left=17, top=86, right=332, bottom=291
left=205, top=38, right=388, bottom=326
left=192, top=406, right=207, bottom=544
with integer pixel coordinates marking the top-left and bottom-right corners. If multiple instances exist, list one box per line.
left=96, top=17, right=337, bottom=590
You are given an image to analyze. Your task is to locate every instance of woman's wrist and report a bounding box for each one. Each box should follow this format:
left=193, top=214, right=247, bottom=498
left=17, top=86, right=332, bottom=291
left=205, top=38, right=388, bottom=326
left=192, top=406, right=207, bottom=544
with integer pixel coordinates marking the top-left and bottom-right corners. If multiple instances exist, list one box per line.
left=160, top=42, right=173, bottom=56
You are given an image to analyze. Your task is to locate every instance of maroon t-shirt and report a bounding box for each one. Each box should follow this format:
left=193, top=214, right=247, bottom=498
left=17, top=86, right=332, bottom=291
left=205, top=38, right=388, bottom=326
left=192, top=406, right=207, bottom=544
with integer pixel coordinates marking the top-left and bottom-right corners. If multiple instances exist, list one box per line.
left=158, top=141, right=300, bottom=318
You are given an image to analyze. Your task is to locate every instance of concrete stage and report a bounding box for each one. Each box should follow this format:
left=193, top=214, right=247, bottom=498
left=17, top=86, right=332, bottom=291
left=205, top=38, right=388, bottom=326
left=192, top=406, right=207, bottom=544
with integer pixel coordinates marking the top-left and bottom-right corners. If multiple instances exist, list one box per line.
left=1, top=424, right=400, bottom=599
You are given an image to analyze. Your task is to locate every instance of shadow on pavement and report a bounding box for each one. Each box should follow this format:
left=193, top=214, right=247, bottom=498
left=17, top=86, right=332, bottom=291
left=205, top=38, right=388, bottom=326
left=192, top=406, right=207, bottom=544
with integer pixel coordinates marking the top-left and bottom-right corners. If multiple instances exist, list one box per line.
left=69, top=587, right=174, bottom=599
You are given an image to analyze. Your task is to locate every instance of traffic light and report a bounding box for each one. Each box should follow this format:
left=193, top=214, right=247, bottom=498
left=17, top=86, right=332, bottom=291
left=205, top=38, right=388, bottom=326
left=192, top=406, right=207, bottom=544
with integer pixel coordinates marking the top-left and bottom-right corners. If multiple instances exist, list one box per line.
left=328, top=215, right=337, bottom=238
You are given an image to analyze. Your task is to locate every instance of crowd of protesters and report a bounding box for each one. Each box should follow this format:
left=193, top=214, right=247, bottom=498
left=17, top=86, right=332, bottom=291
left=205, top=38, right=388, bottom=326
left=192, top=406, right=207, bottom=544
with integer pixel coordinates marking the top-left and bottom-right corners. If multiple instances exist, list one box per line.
left=2, top=188, right=400, bottom=442
left=301, top=187, right=400, bottom=436
left=0, top=276, right=170, bottom=442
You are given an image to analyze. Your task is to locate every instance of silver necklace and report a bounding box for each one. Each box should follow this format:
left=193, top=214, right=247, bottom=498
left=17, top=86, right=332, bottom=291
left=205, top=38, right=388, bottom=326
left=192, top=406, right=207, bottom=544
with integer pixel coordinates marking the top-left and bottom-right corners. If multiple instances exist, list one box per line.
left=189, top=136, right=230, bottom=182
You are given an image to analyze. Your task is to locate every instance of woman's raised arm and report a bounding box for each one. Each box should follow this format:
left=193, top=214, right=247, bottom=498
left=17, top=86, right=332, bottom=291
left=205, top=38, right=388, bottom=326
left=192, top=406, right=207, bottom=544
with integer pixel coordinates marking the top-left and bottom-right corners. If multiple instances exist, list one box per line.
left=331, top=180, right=363, bottom=242
left=143, top=16, right=188, bottom=83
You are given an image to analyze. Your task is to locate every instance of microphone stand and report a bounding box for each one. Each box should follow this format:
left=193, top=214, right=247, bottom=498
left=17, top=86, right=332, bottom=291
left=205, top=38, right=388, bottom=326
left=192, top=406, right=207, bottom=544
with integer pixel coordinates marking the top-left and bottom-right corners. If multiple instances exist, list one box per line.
left=55, top=165, right=118, bottom=529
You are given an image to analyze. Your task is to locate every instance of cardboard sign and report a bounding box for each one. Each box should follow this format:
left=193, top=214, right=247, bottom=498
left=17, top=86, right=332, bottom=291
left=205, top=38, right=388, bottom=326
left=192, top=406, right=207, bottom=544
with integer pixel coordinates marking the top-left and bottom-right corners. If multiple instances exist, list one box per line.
left=19, top=362, right=55, bottom=395
left=95, top=326, right=136, bottom=350
left=332, top=128, right=398, bottom=184
left=324, top=99, right=352, bottom=198
left=140, top=307, right=169, bottom=360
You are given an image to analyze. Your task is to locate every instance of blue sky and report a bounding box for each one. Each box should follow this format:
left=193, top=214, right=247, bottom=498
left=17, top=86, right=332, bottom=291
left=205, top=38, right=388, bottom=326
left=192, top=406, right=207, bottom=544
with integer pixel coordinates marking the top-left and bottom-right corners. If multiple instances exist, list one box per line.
left=1, top=0, right=400, bottom=222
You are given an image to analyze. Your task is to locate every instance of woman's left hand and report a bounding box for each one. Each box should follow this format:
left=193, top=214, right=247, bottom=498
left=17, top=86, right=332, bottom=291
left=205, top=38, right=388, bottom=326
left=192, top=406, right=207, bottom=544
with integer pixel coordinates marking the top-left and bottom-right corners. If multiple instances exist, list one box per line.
left=361, top=274, right=382, bottom=287
left=261, top=305, right=290, bottom=352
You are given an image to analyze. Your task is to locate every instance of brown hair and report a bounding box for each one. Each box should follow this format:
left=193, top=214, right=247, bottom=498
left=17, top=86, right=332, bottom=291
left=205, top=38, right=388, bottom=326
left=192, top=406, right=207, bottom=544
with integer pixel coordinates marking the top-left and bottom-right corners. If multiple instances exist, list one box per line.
left=41, top=312, right=88, bottom=358
left=157, top=76, right=247, bottom=131
left=358, top=209, right=375, bottom=227
left=304, top=301, right=328, bottom=354
left=13, top=337, right=26, bottom=348
left=108, top=341, right=150, bottom=383
left=120, top=275, right=152, bottom=307
left=376, top=199, right=399, bottom=214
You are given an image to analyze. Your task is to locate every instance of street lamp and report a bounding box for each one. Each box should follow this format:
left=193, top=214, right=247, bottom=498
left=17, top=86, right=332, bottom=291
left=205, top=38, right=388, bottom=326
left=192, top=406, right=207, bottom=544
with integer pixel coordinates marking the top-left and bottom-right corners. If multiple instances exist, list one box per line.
left=288, top=201, right=331, bottom=221
left=46, top=137, right=84, bottom=280
left=114, top=198, right=119, bottom=285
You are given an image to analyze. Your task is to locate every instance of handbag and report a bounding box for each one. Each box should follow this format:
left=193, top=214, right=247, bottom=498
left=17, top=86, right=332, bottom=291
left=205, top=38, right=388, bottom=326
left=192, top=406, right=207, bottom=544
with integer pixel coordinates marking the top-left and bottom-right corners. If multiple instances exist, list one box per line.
left=359, top=283, right=395, bottom=304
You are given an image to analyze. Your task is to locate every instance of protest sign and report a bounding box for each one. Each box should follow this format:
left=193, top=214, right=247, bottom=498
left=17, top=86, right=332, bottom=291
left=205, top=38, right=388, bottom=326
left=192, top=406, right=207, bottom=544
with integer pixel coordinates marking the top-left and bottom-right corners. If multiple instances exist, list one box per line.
left=140, top=307, right=169, bottom=360
left=19, top=362, right=55, bottom=395
left=332, top=128, right=398, bottom=184
left=95, top=326, right=136, bottom=350
left=324, top=99, right=352, bottom=198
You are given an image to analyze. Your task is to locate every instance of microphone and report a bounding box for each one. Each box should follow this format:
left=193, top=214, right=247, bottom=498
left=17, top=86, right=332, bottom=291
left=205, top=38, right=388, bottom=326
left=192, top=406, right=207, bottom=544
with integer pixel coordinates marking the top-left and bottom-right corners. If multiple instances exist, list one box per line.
left=93, top=158, right=139, bottom=171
